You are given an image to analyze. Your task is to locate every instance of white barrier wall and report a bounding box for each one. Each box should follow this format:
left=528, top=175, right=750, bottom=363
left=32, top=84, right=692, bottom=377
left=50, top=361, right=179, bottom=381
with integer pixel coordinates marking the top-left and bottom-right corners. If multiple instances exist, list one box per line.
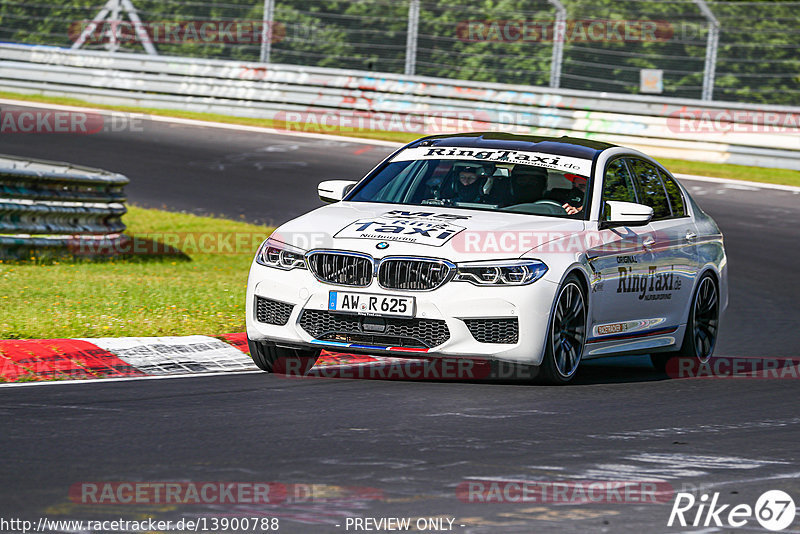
left=1, top=43, right=798, bottom=170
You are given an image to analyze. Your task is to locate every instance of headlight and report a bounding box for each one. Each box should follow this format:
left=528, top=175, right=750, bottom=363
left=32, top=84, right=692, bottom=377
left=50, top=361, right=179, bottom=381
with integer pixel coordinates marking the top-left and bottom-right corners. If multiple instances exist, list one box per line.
left=255, top=238, right=307, bottom=270
left=454, top=260, right=547, bottom=286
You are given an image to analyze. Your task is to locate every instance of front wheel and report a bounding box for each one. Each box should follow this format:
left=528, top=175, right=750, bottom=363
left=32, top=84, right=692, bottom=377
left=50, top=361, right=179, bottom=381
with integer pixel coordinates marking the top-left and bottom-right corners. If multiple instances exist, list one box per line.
left=248, top=339, right=320, bottom=375
left=538, top=275, right=587, bottom=385
left=651, top=273, right=720, bottom=373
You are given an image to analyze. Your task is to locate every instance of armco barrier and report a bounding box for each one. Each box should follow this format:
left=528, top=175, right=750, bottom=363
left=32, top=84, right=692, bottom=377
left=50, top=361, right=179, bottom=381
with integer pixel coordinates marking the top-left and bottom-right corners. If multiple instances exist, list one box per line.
left=0, top=43, right=798, bottom=170
left=0, top=154, right=128, bottom=259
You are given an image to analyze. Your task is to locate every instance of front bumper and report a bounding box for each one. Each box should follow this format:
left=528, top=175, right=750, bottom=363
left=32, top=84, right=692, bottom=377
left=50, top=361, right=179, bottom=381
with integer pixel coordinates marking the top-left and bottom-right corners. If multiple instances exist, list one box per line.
left=245, top=260, right=559, bottom=365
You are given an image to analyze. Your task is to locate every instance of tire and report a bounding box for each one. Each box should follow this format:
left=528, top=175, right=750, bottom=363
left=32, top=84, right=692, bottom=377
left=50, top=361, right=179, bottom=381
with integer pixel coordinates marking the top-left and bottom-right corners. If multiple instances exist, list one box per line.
left=248, top=339, right=320, bottom=376
left=651, top=273, right=720, bottom=373
left=538, top=274, right=588, bottom=385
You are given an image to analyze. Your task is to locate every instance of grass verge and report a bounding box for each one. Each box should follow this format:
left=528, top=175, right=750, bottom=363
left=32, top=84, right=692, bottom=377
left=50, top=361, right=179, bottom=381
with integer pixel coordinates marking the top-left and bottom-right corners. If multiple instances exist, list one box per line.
left=0, top=206, right=272, bottom=339
left=2, top=90, right=798, bottom=187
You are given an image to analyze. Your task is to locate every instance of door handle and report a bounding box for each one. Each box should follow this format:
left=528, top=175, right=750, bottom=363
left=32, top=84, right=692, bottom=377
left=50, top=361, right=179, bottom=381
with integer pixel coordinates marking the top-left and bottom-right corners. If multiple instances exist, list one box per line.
left=685, top=231, right=697, bottom=242
left=642, top=237, right=655, bottom=250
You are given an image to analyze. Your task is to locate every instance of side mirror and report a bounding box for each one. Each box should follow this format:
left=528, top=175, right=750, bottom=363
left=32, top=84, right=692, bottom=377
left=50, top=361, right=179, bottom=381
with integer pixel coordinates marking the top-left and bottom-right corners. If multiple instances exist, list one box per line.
left=601, top=201, right=654, bottom=228
left=318, top=180, right=357, bottom=203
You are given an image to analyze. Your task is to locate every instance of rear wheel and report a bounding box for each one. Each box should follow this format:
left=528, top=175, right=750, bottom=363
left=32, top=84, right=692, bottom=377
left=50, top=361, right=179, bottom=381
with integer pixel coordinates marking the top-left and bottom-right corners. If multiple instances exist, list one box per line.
left=248, top=339, right=320, bottom=375
left=538, top=275, right=587, bottom=385
left=651, top=273, right=719, bottom=372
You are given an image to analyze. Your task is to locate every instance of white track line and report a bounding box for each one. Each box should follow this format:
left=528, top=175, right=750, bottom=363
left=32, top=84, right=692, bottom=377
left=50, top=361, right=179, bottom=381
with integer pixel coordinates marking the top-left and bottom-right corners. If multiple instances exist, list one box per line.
left=674, top=173, right=800, bottom=193
left=0, top=98, right=401, bottom=147
left=0, top=369, right=263, bottom=388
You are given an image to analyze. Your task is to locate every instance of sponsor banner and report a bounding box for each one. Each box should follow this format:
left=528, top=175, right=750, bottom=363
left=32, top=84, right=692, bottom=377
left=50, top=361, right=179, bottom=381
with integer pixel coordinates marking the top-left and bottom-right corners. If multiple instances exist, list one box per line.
left=457, top=19, right=674, bottom=43
left=82, top=336, right=257, bottom=375
left=667, top=357, right=800, bottom=379
left=593, top=318, right=666, bottom=338
left=391, top=147, right=593, bottom=176
left=457, top=479, right=674, bottom=504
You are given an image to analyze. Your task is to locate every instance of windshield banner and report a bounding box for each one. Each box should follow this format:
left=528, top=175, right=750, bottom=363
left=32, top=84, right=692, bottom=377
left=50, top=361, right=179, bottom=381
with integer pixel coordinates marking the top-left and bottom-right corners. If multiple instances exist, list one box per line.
left=391, top=146, right=593, bottom=175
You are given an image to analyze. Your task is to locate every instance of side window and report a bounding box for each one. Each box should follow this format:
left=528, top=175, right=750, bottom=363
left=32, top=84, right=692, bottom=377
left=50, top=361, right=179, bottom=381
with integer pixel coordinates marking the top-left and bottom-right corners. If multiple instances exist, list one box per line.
left=660, top=171, right=687, bottom=217
left=603, top=158, right=637, bottom=204
left=628, top=158, right=671, bottom=220
left=601, top=158, right=637, bottom=221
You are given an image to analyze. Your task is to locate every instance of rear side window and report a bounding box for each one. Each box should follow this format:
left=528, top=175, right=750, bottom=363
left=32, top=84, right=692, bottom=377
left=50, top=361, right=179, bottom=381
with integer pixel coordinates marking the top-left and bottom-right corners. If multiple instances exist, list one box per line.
left=660, top=171, right=687, bottom=217
left=628, top=158, right=671, bottom=220
left=603, top=158, right=638, bottom=204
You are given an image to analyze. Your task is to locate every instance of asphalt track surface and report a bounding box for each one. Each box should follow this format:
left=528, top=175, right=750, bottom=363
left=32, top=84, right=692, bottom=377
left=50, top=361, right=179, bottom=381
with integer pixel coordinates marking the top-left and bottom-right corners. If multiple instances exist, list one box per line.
left=2, top=107, right=799, bottom=533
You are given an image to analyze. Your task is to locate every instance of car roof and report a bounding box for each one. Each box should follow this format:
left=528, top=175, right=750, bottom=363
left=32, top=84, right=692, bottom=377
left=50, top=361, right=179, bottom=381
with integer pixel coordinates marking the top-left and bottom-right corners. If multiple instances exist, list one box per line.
left=406, top=132, right=617, bottom=160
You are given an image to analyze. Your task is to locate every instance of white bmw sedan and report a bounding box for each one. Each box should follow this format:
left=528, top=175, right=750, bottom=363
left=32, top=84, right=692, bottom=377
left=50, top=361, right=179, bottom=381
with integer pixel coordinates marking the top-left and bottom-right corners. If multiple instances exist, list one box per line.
left=246, top=133, right=727, bottom=384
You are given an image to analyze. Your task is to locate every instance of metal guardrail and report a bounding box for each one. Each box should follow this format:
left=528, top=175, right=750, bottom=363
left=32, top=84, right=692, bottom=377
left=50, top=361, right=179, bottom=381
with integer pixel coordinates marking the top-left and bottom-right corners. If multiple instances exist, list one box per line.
left=1, top=43, right=798, bottom=170
left=0, top=154, right=128, bottom=259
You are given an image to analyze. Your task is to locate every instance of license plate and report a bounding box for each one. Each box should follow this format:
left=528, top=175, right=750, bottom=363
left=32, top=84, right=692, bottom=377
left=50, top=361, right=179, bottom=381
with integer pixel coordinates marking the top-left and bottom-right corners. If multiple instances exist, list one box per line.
left=328, top=291, right=415, bottom=318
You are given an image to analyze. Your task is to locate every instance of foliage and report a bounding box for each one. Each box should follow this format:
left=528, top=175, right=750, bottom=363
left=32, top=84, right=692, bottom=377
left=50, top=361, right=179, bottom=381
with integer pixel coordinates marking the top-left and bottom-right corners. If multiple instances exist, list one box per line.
left=0, top=0, right=796, bottom=104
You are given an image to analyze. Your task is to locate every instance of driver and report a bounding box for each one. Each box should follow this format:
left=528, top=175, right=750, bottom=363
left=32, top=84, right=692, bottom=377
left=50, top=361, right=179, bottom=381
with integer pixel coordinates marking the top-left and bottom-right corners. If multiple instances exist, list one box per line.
left=451, top=164, right=489, bottom=203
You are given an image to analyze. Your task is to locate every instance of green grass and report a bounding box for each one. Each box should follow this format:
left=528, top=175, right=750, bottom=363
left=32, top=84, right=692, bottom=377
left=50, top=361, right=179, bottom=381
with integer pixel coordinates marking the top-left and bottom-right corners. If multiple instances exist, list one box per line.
left=0, top=206, right=272, bottom=339
left=3, top=90, right=797, bottom=187
left=659, top=158, right=799, bottom=187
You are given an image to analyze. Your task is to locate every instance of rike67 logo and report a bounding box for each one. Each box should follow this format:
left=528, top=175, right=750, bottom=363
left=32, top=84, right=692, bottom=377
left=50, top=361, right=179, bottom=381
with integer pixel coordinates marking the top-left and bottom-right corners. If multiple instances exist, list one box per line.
left=668, top=490, right=796, bottom=531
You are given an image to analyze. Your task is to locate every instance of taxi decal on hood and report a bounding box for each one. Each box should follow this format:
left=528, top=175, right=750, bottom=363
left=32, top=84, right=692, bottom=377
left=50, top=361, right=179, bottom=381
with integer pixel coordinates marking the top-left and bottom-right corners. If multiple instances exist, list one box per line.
left=334, top=215, right=466, bottom=246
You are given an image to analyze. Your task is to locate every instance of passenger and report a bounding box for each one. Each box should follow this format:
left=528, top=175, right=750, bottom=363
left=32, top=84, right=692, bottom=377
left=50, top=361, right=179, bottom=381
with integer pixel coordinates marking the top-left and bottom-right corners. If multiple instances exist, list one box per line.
left=559, top=173, right=588, bottom=215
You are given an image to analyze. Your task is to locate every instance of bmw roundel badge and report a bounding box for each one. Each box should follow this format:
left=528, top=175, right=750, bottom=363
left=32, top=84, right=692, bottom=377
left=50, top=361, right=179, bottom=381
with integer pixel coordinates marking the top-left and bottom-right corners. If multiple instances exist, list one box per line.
left=376, top=242, right=389, bottom=250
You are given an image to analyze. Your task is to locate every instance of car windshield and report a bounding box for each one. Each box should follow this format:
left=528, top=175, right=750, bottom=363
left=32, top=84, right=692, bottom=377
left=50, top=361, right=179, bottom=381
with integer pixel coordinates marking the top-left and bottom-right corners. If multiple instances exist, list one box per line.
left=348, top=149, right=592, bottom=219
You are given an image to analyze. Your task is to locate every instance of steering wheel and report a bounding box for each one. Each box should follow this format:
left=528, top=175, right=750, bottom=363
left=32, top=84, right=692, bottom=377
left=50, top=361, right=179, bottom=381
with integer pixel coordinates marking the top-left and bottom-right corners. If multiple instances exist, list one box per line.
left=501, top=199, right=566, bottom=215
left=532, top=199, right=564, bottom=209
left=529, top=199, right=567, bottom=215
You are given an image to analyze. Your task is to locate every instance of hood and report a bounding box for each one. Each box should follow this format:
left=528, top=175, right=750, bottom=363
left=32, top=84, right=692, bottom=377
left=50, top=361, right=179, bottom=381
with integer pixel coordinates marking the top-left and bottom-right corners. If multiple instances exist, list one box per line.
left=271, top=201, right=586, bottom=262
